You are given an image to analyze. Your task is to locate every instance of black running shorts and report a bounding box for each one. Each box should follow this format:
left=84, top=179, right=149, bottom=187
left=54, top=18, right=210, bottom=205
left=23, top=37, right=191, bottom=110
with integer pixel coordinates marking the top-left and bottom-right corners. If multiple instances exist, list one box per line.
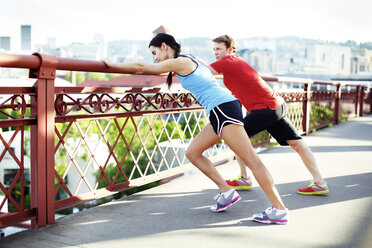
left=243, top=103, right=302, bottom=146
left=209, top=100, right=244, bottom=136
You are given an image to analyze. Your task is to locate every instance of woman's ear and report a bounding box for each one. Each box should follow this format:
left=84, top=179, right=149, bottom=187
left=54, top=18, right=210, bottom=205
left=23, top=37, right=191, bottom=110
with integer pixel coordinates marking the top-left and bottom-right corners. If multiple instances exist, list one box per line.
left=161, top=42, right=167, bottom=50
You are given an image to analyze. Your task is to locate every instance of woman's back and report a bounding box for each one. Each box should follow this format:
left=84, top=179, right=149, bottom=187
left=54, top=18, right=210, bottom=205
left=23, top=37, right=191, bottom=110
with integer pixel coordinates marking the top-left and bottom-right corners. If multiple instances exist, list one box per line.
left=176, top=54, right=236, bottom=113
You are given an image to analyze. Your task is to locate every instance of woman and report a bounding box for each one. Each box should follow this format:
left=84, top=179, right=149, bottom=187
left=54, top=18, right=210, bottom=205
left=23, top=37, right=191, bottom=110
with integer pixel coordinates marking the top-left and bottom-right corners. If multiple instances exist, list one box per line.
left=103, top=33, right=289, bottom=224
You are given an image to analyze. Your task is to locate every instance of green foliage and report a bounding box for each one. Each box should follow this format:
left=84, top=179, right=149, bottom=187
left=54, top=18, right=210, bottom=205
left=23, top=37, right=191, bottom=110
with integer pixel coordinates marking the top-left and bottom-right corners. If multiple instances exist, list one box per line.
left=250, top=130, right=271, bottom=145
left=75, top=72, right=87, bottom=84
left=7, top=182, right=31, bottom=212
left=64, top=71, right=122, bottom=85
left=105, top=73, right=121, bottom=80
left=92, top=115, right=183, bottom=190
left=0, top=110, right=10, bottom=131
left=85, top=72, right=122, bottom=83
left=0, top=107, right=31, bottom=132
left=310, top=102, right=334, bottom=128
left=64, top=71, right=86, bottom=85
left=338, top=103, right=349, bottom=120
left=86, top=72, right=107, bottom=81
left=180, top=112, right=206, bottom=139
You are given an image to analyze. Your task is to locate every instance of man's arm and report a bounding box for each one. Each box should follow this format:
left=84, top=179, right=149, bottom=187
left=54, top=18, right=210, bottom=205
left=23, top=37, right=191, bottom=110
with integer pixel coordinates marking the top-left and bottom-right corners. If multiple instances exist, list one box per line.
left=195, top=56, right=220, bottom=75
left=207, top=64, right=219, bottom=75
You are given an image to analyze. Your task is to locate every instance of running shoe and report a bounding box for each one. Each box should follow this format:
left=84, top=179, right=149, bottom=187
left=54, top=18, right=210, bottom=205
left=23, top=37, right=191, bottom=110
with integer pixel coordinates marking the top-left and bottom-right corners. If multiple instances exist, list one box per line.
left=252, top=206, right=289, bottom=224
left=226, top=175, right=252, bottom=190
left=297, top=181, right=329, bottom=195
left=210, top=189, right=241, bottom=212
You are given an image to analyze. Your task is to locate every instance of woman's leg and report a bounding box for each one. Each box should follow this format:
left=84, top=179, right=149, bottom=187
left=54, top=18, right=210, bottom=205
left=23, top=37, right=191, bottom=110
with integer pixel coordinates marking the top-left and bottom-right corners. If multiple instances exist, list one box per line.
left=220, top=124, right=286, bottom=210
left=185, top=124, right=231, bottom=193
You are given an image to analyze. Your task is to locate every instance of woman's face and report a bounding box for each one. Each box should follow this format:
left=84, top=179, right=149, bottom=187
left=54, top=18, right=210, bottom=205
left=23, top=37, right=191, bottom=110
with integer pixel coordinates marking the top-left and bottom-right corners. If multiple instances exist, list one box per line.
left=149, top=43, right=169, bottom=62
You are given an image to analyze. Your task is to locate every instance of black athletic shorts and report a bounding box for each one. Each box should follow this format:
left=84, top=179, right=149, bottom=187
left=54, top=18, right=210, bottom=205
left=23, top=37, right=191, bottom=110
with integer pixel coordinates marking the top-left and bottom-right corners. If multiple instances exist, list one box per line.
left=243, top=103, right=302, bottom=146
left=209, top=100, right=244, bottom=136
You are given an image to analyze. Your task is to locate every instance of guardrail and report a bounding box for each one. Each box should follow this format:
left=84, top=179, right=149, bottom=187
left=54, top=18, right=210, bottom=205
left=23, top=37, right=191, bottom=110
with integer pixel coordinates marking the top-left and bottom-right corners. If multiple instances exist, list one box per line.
left=0, top=53, right=371, bottom=229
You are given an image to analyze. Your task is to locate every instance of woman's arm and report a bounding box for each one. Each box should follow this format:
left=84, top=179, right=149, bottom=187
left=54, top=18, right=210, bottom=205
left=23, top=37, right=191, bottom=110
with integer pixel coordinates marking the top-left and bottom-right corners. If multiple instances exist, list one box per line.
left=102, top=57, right=190, bottom=75
left=102, top=58, right=144, bottom=74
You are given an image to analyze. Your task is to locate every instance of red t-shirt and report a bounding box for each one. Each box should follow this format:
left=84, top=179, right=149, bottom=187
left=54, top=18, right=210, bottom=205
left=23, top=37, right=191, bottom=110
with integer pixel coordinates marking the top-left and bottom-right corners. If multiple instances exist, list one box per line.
left=210, top=55, right=282, bottom=112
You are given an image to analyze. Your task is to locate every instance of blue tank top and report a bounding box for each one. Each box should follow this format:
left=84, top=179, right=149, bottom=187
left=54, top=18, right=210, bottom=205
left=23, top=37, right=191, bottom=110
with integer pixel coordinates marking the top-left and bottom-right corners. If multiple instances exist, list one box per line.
left=176, top=54, right=237, bottom=113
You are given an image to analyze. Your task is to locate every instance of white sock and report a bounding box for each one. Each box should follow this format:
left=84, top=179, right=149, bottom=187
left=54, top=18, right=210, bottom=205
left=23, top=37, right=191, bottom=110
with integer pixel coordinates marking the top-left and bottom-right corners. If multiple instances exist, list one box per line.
left=221, top=189, right=234, bottom=197
left=274, top=208, right=288, bottom=214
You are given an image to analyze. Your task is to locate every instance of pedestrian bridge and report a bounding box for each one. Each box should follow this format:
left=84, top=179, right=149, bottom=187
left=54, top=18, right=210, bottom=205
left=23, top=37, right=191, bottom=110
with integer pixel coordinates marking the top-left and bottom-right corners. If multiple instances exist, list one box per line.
left=1, top=115, right=371, bottom=248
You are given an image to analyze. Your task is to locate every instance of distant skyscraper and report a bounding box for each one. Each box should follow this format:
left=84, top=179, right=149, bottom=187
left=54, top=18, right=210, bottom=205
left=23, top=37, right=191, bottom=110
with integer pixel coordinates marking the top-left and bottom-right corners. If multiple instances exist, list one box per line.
left=94, top=33, right=105, bottom=58
left=21, top=25, right=31, bottom=50
left=0, top=36, right=11, bottom=51
left=47, top=37, right=56, bottom=49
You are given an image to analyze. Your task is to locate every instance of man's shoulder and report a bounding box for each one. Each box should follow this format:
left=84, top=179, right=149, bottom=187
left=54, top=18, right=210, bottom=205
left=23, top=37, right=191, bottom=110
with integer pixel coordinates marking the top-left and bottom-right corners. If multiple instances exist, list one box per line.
left=214, top=55, right=236, bottom=64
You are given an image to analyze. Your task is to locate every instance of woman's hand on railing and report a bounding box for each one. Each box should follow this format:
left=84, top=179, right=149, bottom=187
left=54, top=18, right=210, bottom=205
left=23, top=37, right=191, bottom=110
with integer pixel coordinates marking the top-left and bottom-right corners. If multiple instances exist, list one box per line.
left=102, top=57, right=114, bottom=68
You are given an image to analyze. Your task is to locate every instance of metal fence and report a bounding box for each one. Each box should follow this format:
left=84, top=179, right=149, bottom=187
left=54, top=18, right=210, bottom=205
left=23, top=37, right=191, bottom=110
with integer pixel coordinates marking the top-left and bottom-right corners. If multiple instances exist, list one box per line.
left=0, top=53, right=371, bottom=229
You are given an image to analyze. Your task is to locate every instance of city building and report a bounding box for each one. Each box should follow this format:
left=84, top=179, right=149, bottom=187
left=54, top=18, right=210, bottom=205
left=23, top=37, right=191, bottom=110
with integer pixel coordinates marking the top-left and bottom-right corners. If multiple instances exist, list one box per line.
left=47, top=37, right=56, bottom=49
left=236, top=37, right=277, bottom=74
left=0, top=36, right=11, bottom=51
left=351, top=48, right=372, bottom=74
left=300, top=44, right=351, bottom=75
left=238, top=48, right=275, bottom=74
left=67, top=42, right=101, bottom=60
left=107, top=39, right=152, bottom=63
left=94, top=33, right=106, bottom=59
left=21, top=25, right=31, bottom=50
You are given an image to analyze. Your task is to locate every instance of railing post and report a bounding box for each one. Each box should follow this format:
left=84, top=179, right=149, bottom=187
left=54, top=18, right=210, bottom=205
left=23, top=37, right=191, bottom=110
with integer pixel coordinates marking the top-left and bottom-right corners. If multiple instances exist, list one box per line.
left=334, top=84, right=341, bottom=124
left=355, top=86, right=360, bottom=117
left=359, top=86, right=365, bottom=117
left=370, top=88, right=372, bottom=114
left=29, top=53, right=57, bottom=227
left=302, top=83, right=311, bottom=135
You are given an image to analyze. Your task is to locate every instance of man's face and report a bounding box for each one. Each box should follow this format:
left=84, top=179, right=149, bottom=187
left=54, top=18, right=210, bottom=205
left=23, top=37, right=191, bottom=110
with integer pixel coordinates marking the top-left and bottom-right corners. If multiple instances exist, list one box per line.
left=213, top=42, right=233, bottom=61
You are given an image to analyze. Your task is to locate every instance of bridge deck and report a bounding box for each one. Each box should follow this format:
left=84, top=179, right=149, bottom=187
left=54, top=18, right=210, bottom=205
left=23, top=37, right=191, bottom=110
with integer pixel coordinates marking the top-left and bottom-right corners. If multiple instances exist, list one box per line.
left=1, top=115, right=372, bottom=248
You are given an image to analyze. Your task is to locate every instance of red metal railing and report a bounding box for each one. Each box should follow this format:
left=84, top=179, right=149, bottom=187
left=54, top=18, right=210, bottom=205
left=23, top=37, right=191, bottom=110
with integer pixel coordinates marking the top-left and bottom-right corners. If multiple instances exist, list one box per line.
left=0, top=53, right=371, bottom=229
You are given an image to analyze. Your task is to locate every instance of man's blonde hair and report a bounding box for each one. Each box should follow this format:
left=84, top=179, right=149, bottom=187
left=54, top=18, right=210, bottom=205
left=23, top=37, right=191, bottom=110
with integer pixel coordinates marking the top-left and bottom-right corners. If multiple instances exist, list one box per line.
left=212, top=35, right=236, bottom=53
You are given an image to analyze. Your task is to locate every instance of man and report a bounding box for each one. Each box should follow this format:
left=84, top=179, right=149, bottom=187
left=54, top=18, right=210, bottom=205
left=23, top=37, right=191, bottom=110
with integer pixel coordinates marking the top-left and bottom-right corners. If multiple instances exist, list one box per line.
left=206, top=35, right=329, bottom=195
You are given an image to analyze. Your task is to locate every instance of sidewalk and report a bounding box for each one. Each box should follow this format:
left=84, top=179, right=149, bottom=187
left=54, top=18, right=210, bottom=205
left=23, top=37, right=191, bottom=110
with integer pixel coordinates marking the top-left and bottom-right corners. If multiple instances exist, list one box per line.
left=1, top=115, right=372, bottom=248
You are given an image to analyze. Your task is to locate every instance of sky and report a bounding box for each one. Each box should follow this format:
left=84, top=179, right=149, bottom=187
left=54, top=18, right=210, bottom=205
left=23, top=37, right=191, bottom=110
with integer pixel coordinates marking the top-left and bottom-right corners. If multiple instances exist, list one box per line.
left=1, top=0, right=372, bottom=49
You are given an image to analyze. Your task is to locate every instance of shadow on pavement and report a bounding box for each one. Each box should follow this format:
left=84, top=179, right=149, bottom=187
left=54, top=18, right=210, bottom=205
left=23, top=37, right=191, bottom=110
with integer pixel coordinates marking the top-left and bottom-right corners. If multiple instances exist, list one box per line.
left=2, top=172, right=371, bottom=247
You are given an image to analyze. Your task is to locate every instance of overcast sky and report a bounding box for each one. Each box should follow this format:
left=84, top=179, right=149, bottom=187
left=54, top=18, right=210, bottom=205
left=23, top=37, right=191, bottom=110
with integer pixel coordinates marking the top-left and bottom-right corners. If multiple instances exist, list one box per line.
left=1, top=0, right=372, bottom=49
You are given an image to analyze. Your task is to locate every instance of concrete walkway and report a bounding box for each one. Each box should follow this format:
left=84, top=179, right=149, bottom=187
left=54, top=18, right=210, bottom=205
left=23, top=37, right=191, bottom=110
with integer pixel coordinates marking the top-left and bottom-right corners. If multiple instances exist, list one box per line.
left=1, top=115, right=372, bottom=248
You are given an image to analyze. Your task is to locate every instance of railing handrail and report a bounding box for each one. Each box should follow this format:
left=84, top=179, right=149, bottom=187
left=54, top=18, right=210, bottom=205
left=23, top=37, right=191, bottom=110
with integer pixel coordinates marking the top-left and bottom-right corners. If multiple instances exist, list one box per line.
left=1, top=52, right=370, bottom=89
left=0, top=53, right=138, bottom=74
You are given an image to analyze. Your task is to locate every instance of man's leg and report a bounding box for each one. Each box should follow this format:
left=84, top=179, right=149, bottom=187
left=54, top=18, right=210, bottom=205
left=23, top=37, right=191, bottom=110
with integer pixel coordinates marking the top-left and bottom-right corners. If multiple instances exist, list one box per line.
left=225, top=155, right=252, bottom=190
left=286, top=139, right=324, bottom=185
left=286, top=138, right=329, bottom=195
left=235, top=155, right=249, bottom=179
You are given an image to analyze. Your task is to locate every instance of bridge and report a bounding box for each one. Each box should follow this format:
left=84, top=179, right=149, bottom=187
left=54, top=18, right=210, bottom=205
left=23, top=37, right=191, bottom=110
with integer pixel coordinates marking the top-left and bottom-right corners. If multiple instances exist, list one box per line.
left=0, top=53, right=372, bottom=247
left=0, top=115, right=371, bottom=247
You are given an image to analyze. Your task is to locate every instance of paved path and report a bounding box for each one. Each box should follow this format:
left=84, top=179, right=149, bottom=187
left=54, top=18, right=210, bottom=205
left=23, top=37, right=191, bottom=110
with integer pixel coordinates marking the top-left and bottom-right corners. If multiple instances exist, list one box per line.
left=1, top=116, right=372, bottom=248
